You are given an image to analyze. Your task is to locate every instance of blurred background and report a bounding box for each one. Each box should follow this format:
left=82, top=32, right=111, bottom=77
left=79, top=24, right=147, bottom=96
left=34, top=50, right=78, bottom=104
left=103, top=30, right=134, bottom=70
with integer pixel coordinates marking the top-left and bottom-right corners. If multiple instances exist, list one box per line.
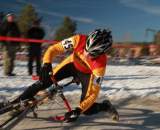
left=0, top=2, right=160, bottom=129
left=0, top=0, right=160, bottom=65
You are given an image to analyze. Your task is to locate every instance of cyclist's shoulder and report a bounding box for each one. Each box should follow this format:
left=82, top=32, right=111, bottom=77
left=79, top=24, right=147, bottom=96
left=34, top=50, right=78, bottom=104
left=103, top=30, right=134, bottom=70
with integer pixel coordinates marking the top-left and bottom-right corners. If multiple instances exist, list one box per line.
left=64, top=34, right=87, bottom=49
left=71, top=34, right=87, bottom=41
left=93, top=54, right=107, bottom=67
left=92, top=55, right=107, bottom=76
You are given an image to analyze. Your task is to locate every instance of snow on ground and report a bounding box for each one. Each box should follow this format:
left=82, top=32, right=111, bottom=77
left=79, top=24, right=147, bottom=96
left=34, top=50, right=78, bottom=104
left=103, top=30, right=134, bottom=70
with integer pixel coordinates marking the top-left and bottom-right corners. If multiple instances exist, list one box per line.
left=0, top=61, right=160, bottom=102
left=103, top=65, right=160, bottom=101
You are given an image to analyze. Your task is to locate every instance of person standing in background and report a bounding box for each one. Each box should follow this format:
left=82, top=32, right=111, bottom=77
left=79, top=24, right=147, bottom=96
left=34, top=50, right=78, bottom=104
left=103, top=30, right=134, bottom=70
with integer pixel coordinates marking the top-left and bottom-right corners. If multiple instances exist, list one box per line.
left=27, top=19, right=45, bottom=76
left=0, top=12, right=5, bottom=47
left=0, top=12, right=5, bottom=25
left=0, top=13, right=21, bottom=76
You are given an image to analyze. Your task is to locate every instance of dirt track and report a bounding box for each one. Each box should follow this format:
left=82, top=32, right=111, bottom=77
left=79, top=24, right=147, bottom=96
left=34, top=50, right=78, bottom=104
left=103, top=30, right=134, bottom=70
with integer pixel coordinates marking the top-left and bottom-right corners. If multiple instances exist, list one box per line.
left=5, top=97, right=159, bottom=130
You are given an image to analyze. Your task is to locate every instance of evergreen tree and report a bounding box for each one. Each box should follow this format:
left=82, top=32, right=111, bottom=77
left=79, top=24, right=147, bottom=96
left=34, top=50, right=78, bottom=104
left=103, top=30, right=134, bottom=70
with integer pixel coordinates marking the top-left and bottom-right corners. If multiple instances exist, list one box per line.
left=54, top=16, right=76, bottom=40
left=18, top=4, right=38, bottom=36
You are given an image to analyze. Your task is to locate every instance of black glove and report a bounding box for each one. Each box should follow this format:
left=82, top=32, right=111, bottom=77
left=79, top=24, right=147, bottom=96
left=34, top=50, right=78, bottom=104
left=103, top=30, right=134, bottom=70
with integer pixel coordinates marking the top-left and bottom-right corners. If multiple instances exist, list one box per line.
left=40, top=63, right=53, bottom=86
left=65, top=107, right=81, bottom=122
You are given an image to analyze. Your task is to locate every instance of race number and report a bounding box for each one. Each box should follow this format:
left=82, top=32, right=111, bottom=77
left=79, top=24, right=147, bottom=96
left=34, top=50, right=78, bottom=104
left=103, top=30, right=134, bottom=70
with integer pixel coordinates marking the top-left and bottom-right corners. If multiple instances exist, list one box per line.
left=61, top=38, right=74, bottom=50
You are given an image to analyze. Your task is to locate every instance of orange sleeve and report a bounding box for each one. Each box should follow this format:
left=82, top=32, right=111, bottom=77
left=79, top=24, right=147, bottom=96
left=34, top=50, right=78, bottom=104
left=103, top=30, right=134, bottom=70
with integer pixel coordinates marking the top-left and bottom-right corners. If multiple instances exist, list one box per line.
left=93, top=67, right=106, bottom=77
left=79, top=86, right=100, bottom=113
left=79, top=75, right=101, bottom=112
left=43, top=43, right=65, bottom=63
left=79, top=66, right=106, bottom=112
left=43, top=35, right=80, bottom=63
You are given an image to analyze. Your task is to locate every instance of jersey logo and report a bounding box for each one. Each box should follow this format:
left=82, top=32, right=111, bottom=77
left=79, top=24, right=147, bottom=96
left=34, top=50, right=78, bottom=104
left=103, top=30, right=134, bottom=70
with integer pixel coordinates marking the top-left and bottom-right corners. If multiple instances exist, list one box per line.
left=61, top=38, right=74, bottom=50
left=93, top=76, right=103, bottom=86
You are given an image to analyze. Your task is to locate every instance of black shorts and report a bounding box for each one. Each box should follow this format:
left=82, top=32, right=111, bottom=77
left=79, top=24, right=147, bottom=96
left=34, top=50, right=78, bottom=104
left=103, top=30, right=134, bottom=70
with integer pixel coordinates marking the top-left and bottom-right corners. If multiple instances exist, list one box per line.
left=54, top=63, right=91, bottom=102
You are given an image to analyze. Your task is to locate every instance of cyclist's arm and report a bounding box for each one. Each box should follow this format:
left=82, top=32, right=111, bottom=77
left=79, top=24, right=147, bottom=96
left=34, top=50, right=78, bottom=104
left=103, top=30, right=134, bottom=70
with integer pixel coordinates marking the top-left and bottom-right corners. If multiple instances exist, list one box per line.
left=79, top=74, right=104, bottom=112
left=43, top=35, right=80, bottom=63
left=79, top=67, right=106, bottom=112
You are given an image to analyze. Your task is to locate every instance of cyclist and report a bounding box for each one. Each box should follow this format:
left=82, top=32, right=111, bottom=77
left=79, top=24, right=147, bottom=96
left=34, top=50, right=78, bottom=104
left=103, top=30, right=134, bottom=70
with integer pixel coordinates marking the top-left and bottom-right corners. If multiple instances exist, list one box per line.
left=1, top=29, right=119, bottom=122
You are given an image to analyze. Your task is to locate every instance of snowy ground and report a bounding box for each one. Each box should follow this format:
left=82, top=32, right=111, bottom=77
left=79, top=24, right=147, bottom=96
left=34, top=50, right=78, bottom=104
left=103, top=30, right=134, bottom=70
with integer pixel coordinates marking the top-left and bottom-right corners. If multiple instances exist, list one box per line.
left=0, top=61, right=160, bottom=130
left=0, top=61, right=160, bottom=102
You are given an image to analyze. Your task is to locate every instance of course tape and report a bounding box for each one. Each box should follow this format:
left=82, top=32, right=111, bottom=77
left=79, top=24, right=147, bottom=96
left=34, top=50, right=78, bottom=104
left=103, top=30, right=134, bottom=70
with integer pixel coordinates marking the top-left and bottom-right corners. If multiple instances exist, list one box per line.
left=0, top=36, right=58, bottom=44
left=0, top=36, right=160, bottom=48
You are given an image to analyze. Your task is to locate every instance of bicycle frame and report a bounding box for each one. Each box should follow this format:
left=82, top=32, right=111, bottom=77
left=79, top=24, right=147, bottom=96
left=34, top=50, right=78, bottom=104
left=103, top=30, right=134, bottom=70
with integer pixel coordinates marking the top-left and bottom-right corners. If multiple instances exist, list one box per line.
left=0, top=77, right=76, bottom=129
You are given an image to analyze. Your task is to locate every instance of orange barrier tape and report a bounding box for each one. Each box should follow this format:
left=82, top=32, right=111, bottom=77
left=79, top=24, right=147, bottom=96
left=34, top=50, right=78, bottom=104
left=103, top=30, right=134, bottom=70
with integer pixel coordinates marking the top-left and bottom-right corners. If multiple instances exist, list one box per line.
left=113, top=44, right=160, bottom=48
left=113, top=45, right=138, bottom=48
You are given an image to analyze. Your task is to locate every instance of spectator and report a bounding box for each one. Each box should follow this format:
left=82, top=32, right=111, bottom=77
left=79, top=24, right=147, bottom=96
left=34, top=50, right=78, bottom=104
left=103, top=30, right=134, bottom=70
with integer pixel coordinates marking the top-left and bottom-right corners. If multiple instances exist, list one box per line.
left=0, top=12, right=5, bottom=25
left=0, top=12, right=5, bottom=48
left=27, top=19, right=45, bottom=76
left=0, top=13, right=21, bottom=76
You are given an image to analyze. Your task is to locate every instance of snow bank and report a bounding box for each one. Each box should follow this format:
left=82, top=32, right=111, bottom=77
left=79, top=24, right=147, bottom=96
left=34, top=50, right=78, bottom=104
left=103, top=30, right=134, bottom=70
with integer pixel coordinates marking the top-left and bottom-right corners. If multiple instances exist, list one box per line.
left=0, top=61, right=160, bottom=102
left=103, top=65, right=160, bottom=100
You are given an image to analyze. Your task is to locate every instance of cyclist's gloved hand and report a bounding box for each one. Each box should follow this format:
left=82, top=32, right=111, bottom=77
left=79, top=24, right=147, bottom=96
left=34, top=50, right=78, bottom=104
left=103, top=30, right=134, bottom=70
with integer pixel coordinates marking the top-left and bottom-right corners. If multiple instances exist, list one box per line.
left=65, top=107, right=81, bottom=122
left=40, top=63, right=53, bottom=86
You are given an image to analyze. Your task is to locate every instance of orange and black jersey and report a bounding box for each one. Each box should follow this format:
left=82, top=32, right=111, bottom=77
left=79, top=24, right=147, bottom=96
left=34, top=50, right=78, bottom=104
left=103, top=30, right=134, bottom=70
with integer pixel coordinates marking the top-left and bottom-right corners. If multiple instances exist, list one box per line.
left=43, top=34, right=107, bottom=112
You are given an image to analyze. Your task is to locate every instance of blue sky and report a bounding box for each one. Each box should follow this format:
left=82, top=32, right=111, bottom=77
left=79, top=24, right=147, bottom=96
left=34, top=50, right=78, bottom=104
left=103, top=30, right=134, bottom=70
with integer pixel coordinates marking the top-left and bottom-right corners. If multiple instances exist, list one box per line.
left=1, top=0, right=160, bottom=42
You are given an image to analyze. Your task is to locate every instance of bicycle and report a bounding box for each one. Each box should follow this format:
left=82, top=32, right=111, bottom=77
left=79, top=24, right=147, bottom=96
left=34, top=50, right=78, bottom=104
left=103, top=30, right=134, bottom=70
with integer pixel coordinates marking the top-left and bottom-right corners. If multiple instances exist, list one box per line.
left=0, top=77, right=78, bottom=130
